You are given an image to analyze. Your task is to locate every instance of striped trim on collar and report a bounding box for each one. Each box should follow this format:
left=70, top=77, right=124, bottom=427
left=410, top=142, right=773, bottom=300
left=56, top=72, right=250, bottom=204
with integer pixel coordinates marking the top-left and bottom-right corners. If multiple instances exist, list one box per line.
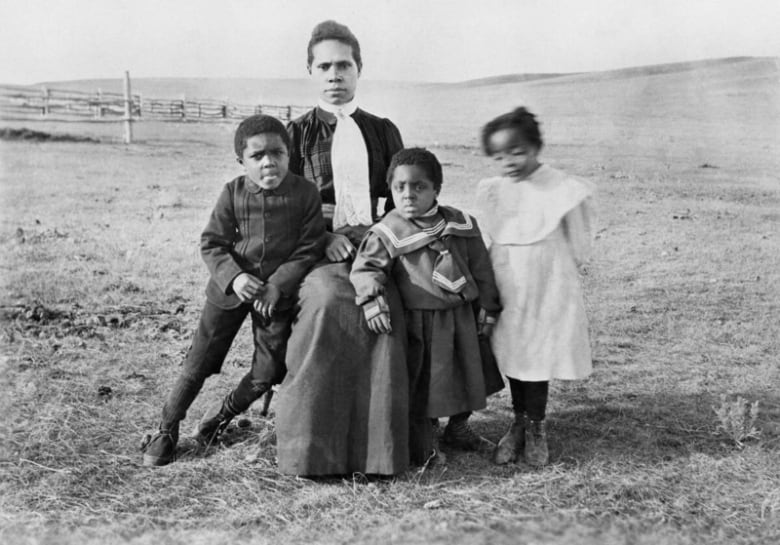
left=440, top=212, right=474, bottom=235
left=372, top=218, right=445, bottom=251
left=371, top=208, right=478, bottom=258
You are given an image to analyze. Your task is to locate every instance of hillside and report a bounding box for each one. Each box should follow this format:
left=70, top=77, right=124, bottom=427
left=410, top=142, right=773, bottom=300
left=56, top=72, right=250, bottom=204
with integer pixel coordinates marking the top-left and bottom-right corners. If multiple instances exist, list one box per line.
left=5, top=56, right=778, bottom=154
left=387, top=56, right=780, bottom=149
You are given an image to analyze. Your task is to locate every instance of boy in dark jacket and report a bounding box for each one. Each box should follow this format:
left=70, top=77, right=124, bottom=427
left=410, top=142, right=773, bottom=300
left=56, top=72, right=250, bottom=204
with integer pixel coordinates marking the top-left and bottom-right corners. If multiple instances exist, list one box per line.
left=142, top=114, right=325, bottom=466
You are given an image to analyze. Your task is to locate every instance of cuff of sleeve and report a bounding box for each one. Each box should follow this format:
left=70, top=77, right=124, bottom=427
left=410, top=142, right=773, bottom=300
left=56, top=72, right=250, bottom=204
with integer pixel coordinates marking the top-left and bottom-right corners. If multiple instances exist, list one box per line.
left=478, top=308, right=498, bottom=325
left=362, top=295, right=390, bottom=321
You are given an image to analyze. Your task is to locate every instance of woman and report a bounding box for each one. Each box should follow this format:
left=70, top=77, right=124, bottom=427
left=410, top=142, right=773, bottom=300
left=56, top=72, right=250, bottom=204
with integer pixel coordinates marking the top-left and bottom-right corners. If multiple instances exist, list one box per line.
left=274, top=20, right=408, bottom=476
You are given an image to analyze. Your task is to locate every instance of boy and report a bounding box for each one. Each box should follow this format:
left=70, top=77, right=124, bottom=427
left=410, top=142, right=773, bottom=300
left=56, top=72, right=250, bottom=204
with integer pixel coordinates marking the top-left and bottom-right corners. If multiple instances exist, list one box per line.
left=142, top=114, right=325, bottom=466
left=350, top=148, right=500, bottom=465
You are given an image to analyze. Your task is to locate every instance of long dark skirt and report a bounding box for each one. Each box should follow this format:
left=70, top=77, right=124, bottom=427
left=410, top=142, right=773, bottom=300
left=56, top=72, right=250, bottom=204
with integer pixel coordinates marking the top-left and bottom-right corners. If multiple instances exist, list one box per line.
left=405, top=305, right=487, bottom=464
left=275, top=261, right=409, bottom=476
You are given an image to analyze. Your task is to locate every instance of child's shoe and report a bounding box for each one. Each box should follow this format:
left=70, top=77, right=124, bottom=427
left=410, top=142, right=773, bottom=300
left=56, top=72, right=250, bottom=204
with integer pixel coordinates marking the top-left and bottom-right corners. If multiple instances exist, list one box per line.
left=141, top=423, right=179, bottom=467
left=194, top=395, right=238, bottom=445
left=442, top=418, right=495, bottom=452
left=524, top=419, right=549, bottom=467
left=493, top=413, right=525, bottom=465
left=422, top=436, right=447, bottom=469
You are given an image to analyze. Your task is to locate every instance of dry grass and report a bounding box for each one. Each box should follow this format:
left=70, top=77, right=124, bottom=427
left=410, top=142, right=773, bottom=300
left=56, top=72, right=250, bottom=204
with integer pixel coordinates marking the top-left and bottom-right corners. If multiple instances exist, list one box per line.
left=1, top=59, right=779, bottom=544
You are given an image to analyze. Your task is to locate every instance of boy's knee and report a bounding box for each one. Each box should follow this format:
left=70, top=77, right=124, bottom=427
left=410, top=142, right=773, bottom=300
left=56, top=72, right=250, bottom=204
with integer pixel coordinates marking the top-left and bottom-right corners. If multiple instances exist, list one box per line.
left=178, top=367, right=213, bottom=385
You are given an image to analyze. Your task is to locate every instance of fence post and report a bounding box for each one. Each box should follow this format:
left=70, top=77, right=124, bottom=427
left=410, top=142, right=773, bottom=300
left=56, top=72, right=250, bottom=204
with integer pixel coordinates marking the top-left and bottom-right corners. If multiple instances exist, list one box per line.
left=286, top=105, right=292, bottom=121
left=95, top=88, right=103, bottom=118
left=123, top=71, right=133, bottom=144
left=137, top=93, right=143, bottom=118
left=180, top=94, right=186, bottom=120
left=41, top=86, right=50, bottom=117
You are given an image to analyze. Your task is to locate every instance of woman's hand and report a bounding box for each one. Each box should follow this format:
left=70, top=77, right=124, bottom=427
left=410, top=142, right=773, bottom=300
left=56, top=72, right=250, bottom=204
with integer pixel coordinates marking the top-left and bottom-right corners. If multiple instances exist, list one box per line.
left=325, top=232, right=356, bottom=262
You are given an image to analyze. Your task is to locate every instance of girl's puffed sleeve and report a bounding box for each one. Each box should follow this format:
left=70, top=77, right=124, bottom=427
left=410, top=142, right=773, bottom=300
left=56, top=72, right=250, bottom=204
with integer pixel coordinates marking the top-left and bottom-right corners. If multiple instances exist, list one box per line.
left=562, top=197, right=596, bottom=266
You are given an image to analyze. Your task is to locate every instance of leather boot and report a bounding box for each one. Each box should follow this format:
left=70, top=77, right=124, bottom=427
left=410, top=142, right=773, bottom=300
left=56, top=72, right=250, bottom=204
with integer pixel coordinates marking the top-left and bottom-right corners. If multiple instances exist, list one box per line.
left=524, top=418, right=549, bottom=467
left=493, top=412, right=525, bottom=465
left=193, top=394, right=240, bottom=446
left=141, top=421, right=180, bottom=467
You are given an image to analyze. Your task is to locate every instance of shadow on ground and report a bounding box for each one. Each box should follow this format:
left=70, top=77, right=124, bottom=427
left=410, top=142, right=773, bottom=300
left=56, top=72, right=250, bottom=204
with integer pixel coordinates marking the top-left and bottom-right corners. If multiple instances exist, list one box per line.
left=471, top=389, right=779, bottom=473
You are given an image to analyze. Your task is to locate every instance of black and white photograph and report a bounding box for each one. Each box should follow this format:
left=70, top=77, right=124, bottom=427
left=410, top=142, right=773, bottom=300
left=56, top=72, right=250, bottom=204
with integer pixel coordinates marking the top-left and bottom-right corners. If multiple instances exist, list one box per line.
left=1, top=1, right=778, bottom=543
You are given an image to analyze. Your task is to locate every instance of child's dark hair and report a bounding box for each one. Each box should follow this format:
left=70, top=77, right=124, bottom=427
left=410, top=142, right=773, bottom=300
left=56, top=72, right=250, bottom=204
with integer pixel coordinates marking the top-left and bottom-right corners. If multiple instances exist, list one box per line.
left=481, top=107, right=543, bottom=155
left=234, top=114, right=291, bottom=157
left=307, top=20, right=362, bottom=73
left=387, top=148, right=443, bottom=192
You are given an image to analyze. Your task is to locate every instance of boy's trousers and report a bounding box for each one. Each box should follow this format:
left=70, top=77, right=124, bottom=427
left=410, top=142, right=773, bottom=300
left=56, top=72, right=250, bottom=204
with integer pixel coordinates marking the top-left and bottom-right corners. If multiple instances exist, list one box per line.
left=161, top=300, right=291, bottom=427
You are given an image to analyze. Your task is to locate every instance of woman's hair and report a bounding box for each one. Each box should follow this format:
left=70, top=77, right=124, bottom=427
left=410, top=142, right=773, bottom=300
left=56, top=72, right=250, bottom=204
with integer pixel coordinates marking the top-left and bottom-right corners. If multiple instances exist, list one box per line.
left=387, top=147, right=443, bottom=192
left=481, top=107, right=543, bottom=155
left=307, top=20, right=362, bottom=72
left=234, top=114, right=291, bottom=157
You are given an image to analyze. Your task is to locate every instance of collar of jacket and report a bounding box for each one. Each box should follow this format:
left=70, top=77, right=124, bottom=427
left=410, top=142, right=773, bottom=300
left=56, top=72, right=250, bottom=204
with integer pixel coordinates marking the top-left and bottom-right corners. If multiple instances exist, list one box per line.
left=370, top=205, right=480, bottom=258
left=315, top=105, right=364, bottom=125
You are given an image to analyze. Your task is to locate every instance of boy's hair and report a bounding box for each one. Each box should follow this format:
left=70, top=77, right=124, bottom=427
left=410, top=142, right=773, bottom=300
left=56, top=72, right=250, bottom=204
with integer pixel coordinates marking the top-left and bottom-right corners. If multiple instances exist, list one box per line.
left=234, top=114, right=291, bottom=157
left=387, top=148, right=443, bottom=192
left=481, top=107, right=543, bottom=155
left=307, top=20, right=362, bottom=72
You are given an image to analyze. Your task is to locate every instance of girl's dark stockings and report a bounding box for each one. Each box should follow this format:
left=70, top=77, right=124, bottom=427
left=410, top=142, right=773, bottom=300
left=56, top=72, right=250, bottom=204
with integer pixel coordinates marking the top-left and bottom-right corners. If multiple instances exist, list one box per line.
left=508, top=379, right=548, bottom=421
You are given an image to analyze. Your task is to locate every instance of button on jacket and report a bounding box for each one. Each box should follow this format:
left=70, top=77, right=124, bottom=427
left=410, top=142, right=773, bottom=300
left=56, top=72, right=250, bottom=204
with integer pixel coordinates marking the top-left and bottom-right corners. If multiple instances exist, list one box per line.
left=201, top=172, right=325, bottom=310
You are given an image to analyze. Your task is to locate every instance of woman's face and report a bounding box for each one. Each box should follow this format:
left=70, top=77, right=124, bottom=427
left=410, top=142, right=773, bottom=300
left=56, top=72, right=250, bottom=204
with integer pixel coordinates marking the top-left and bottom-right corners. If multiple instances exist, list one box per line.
left=309, top=39, right=360, bottom=105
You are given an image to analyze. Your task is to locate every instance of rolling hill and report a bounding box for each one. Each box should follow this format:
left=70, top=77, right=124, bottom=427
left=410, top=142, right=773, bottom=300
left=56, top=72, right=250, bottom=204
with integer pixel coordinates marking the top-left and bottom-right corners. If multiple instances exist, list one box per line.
left=6, top=56, right=778, bottom=151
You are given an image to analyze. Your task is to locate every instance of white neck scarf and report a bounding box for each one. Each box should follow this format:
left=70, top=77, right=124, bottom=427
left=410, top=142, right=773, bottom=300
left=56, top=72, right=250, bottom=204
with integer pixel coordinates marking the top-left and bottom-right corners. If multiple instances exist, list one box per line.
left=318, top=99, right=372, bottom=230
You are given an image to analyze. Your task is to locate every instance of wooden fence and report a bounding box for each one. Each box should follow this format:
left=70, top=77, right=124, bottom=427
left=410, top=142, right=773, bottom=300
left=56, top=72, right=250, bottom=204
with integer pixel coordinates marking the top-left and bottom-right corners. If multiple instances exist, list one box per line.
left=0, top=74, right=309, bottom=142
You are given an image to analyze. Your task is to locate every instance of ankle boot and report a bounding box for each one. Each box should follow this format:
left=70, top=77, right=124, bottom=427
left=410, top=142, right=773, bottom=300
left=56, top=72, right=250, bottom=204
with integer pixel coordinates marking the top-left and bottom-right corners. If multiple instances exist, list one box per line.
left=194, top=394, right=240, bottom=445
left=141, top=421, right=180, bottom=467
left=442, top=414, right=495, bottom=452
left=493, top=412, right=525, bottom=465
left=524, top=419, right=549, bottom=467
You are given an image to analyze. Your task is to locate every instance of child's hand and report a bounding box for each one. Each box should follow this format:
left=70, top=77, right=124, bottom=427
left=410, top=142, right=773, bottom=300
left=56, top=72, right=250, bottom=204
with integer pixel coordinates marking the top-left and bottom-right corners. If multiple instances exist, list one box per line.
left=367, top=313, right=392, bottom=334
left=252, top=283, right=281, bottom=320
left=362, top=295, right=392, bottom=334
left=232, top=273, right=264, bottom=302
left=325, top=232, right=356, bottom=262
left=477, top=308, right=497, bottom=338
left=478, top=322, right=495, bottom=338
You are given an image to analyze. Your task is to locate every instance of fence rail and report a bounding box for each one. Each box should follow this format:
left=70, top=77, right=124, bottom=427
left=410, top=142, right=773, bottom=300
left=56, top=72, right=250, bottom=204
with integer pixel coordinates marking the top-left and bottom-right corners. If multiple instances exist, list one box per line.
left=0, top=83, right=308, bottom=124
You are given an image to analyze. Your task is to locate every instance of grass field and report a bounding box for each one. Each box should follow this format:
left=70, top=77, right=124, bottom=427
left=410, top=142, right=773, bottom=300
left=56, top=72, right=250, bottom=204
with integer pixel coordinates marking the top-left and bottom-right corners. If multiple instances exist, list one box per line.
left=1, top=57, right=779, bottom=544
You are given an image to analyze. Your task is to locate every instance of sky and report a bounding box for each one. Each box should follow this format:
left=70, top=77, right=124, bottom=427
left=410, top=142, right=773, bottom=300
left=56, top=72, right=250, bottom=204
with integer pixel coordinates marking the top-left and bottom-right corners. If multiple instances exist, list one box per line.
left=1, top=0, right=779, bottom=84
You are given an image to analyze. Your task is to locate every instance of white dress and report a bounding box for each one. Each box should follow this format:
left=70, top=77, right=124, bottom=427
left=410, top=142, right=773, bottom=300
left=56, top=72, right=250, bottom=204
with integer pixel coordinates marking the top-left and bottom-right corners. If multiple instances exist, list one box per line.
left=476, top=165, right=596, bottom=381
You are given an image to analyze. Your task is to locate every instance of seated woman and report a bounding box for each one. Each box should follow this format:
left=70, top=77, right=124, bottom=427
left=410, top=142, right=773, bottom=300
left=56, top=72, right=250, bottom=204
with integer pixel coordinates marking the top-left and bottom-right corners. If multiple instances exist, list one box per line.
left=274, top=20, right=408, bottom=476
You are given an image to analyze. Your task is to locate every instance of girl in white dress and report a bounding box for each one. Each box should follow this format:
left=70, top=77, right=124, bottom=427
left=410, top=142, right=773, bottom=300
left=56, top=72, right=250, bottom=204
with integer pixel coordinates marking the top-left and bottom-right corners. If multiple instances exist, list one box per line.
left=476, top=108, right=596, bottom=467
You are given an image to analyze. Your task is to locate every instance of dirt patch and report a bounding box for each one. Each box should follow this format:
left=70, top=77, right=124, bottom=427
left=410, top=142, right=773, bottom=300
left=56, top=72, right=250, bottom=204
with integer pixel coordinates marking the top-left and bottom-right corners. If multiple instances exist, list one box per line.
left=1, top=300, right=189, bottom=342
left=0, top=127, right=100, bottom=143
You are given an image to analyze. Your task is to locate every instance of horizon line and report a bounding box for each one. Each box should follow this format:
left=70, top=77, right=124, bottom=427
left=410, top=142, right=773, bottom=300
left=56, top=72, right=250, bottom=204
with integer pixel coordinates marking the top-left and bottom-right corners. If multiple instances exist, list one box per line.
left=5, top=55, right=776, bottom=88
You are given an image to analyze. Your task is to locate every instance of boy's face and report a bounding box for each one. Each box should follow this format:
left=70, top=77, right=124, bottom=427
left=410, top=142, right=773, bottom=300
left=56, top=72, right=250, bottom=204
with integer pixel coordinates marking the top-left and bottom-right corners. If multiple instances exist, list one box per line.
left=310, top=39, right=359, bottom=106
left=488, top=128, right=540, bottom=181
left=390, top=165, right=439, bottom=220
left=239, top=133, right=289, bottom=190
